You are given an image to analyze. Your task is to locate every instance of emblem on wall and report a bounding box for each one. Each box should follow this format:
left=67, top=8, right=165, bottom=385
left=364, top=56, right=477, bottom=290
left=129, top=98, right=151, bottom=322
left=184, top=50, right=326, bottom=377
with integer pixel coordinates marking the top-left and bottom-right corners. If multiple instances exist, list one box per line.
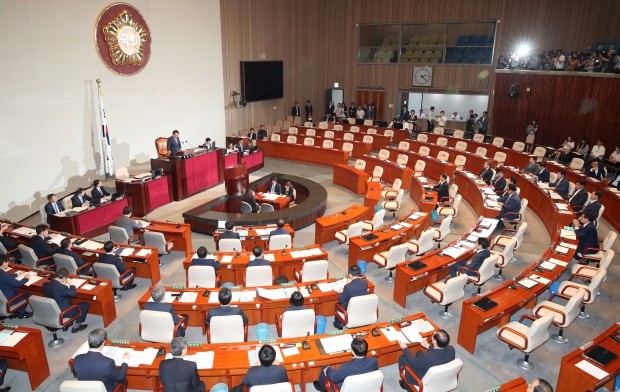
left=95, top=3, right=152, bottom=76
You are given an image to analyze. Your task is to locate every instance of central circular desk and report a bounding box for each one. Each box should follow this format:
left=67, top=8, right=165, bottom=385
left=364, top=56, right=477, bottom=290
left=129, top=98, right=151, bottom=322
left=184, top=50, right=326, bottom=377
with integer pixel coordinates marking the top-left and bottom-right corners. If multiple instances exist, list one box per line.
left=183, top=173, right=328, bottom=234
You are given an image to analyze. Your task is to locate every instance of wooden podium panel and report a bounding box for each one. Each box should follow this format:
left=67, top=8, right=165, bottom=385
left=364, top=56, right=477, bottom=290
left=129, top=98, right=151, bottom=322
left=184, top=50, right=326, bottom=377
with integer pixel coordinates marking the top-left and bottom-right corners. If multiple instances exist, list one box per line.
left=315, top=204, right=370, bottom=245
left=332, top=164, right=369, bottom=195
left=48, top=198, right=129, bottom=237
left=240, top=150, right=264, bottom=172
left=116, top=175, right=171, bottom=217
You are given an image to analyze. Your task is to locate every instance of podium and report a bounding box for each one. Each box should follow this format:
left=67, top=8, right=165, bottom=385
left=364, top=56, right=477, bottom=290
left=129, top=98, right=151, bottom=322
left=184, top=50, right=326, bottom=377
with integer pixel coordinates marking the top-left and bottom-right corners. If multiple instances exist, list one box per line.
left=224, top=165, right=248, bottom=196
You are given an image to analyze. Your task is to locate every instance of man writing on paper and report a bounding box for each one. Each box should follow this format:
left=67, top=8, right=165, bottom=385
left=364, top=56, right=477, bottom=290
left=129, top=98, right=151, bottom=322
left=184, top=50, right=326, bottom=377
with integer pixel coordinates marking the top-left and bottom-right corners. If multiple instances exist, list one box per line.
left=43, top=268, right=89, bottom=333
left=397, top=329, right=455, bottom=389
left=205, top=287, right=248, bottom=327
left=159, top=337, right=205, bottom=392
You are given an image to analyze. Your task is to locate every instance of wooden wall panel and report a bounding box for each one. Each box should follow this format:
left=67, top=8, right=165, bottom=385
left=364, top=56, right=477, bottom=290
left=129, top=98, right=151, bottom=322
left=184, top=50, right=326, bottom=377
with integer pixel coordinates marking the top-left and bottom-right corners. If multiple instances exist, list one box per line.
left=220, top=0, right=620, bottom=135
left=492, top=72, right=620, bottom=150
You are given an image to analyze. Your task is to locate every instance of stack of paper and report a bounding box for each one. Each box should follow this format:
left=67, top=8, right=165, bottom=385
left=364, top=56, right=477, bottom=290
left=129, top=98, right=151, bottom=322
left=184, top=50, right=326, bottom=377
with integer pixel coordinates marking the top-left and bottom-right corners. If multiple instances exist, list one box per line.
left=135, top=249, right=151, bottom=257
left=12, top=227, right=36, bottom=236
left=529, top=274, right=551, bottom=285
left=555, top=203, right=569, bottom=211
left=77, top=240, right=104, bottom=251
left=128, top=347, right=159, bottom=367
left=69, top=278, right=88, bottom=288
left=256, top=288, right=288, bottom=300
left=221, top=255, right=233, bottom=264
left=24, top=275, right=44, bottom=287
left=559, top=242, right=577, bottom=250
left=49, top=234, right=66, bottom=246
left=179, top=292, right=198, bottom=303
left=263, top=253, right=276, bottom=262
left=441, top=246, right=469, bottom=259
left=380, top=327, right=408, bottom=343
left=560, top=229, right=576, bottom=239
left=548, top=258, right=568, bottom=267
left=575, top=359, right=608, bottom=380
left=319, top=334, right=353, bottom=355
left=239, top=291, right=257, bottom=302
left=400, top=325, right=424, bottom=343
left=102, top=346, right=134, bottom=366
left=118, top=248, right=135, bottom=257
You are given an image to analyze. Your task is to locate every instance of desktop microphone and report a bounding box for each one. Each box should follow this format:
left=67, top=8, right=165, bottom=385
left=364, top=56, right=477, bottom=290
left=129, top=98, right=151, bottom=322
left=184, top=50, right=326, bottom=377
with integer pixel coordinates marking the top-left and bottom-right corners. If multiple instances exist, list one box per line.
left=166, top=219, right=181, bottom=229
left=281, top=244, right=288, bottom=256
left=234, top=248, right=241, bottom=259
left=302, top=331, right=311, bottom=350
left=142, top=215, right=154, bottom=223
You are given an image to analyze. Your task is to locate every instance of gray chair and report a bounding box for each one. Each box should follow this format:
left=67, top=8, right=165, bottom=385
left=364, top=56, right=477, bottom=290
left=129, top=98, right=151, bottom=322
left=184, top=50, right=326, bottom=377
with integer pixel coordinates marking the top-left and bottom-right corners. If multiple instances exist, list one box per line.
left=240, top=201, right=253, bottom=213
left=0, top=291, right=29, bottom=319
left=260, top=203, right=275, bottom=212
left=108, top=225, right=140, bottom=245
left=93, top=263, right=134, bottom=301
left=53, top=253, right=93, bottom=276
left=143, top=231, right=174, bottom=267
left=0, top=241, right=19, bottom=260
left=18, top=244, right=53, bottom=268
left=30, top=295, right=82, bottom=347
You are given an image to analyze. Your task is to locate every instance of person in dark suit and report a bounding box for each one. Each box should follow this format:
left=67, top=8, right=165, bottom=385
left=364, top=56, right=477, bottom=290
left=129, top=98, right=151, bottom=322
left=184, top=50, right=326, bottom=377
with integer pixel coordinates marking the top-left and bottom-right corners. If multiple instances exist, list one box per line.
left=433, top=174, right=450, bottom=202
left=243, top=188, right=260, bottom=213
left=236, top=140, right=247, bottom=157
left=450, top=237, right=491, bottom=277
left=267, top=176, right=282, bottom=194
left=465, top=114, right=475, bottom=134
left=305, top=100, right=313, bottom=122
left=523, top=157, right=538, bottom=174
left=397, top=329, right=456, bottom=387
left=191, top=246, right=221, bottom=271
left=91, top=180, right=110, bottom=206
left=0, top=256, right=32, bottom=318
left=42, top=268, right=88, bottom=333
left=219, top=221, right=240, bottom=240
left=334, top=265, right=368, bottom=329
left=73, top=328, right=129, bottom=392
left=58, top=238, right=93, bottom=275
left=205, top=287, right=248, bottom=326
left=573, top=212, right=599, bottom=259
left=537, top=163, right=550, bottom=183
left=248, top=246, right=270, bottom=267
left=167, top=130, right=182, bottom=156
left=247, top=128, right=257, bottom=143
left=492, top=169, right=507, bottom=193
left=476, top=111, right=489, bottom=135
left=257, top=125, right=268, bottom=140
left=44, top=193, right=64, bottom=217
left=160, top=337, right=205, bottom=392
left=367, top=103, right=376, bottom=120
left=70, top=188, right=92, bottom=208
left=199, top=138, right=215, bottom=150
left=581, top=191, right=602, bottom=220
left=0, top=223, right=18, bottom=256
left=282, top=181, right=295, bottom=201
left=479, top=161, right=493, bottom=184
left=0, top=357, right=9, bottom=392
left=498, top=177, right=518, bottom=198
left=315, top=338, right=378, bottom=391
left=269, top=219, right=290, bottom=238
left=242, top=345, right=288, bottom=389
left=400, top=106, right=410, bottom=122
left=550, top=170, right=569, bottom=199
left=568, top=180, right=588, bottom=211
left=29, top=224, right=56, bottom=265
left=496, top=184, right=522, bottom=230
left=115, top=207, right=142, bottom=237
left=327, top=101, right=335, bottom=117
left=98, top=241, right=137, bottom=290
left=284, top=291, right=307, bottom=313
left=144, top=287, right=188, bottom=337
left=291, top=101, right=301, bottom=119
left=585, top=160, right=607, bottom=181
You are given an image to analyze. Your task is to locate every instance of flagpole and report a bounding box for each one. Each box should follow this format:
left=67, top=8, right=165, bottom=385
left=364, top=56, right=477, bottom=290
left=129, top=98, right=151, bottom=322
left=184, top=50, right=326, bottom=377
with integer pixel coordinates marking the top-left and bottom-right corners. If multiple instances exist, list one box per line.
left=96, top=78, right=115, bottom=179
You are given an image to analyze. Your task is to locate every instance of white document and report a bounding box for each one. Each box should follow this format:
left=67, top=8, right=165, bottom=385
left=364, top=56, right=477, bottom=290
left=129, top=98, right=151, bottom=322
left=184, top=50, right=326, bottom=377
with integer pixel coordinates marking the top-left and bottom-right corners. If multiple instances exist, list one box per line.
left=69, top=278, right=88, bottom=288
left=539, top=261, right=557, bottom=271
left=208, top=292, right=220, bottom=304
left=81, top=284, right=96, bottom=291
left=411, top=319, right=435, bottom=333
left=575, top=359, right=609, bottom=380
left=179, top=292, right=198, bottom=303
left=281, top=346, right=300, bottom=357
left=0, top=331, right=27, bottom=347
left=529, top=274, right=551, bottom=285
left=298, top=288, right=311, bottom=297
left=128, top=347, right=159, bottom=367
left=559, top=242, right=577, bottom=250
left=263, top=253, right=276, bottom=262
left=560, top=229, right=576, bottom=239
left=102, top=346, right=133, bottom=366
left=319, top=334, right=354, bottom=355
left=548, top=258, right=568, bottom=267
left=23, top=275, right=43, bottom=287
left=380, top=326, right=408, bottom=343
left=117, top=248, right=134, bottom=257
left=13, top=227, right=36, bottom=236
left=135, top=249, right=151, bottom=257
left=390, top=224, right=404, bottom=230
left=79, top=240, right=104, bottom=251
left=166, top=351, right=214, bottom=369
left=441, top=247, right=469, bottom=259
left=248, top=345, right=284, bottom=366
left=555, top=203, right=569, bottom=211
left=317, top=282, right=334, bottom=292
left=331, top=279, right=347, bottom=293
left=256, top=288, right=287, bottom=300
left=308, top=247, right=324, bottom=256
left=400, top=325, right=424, bottom=343
left=221, top=255, right=233, bottom=264
left=239, top=291, right=257, bottom=302
left=255, top=229, right=270, bottom=236
left=48, top=234, right=66, bottom=246
left=554, top=246, right=569, bottom=255
left=517, top=279, right=538, bottom=289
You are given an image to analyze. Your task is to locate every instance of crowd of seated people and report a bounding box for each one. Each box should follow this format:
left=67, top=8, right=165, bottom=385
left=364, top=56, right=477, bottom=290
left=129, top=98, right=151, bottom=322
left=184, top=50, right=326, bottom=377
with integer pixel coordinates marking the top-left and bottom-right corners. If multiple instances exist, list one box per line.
left=498, top=46, right=619, bottom=73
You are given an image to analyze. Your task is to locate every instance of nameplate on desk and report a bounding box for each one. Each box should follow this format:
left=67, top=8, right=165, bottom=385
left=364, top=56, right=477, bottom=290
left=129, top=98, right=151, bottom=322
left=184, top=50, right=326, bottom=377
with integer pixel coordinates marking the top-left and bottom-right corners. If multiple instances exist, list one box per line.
left=1, top=324, right=17, bottom=329
left=187, top=342, right=203, bottom=347
left=171, top=286, right=185, bottom=290
left=111, top=340, right=129, bottom=345
left=328, top=330, right=344, bottom=335
left=389, top=317, right=404, bottom=324
left=259, top=338, right=277, bottom=344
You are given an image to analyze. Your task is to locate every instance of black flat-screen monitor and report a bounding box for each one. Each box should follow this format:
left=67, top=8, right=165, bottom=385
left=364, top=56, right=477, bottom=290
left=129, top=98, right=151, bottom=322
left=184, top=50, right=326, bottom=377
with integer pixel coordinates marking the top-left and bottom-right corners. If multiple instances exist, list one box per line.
left=241, top=61, right=283, bottom=102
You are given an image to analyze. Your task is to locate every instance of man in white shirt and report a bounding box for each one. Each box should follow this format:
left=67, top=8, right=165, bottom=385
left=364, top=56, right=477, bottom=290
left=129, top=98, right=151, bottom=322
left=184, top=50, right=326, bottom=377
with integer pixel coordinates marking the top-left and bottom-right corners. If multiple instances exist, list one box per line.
left=588, top=139, right=606, bottom=167
left=554, top=50, right=566, bottom=70
left=419, top=109, right=426, bottom=118
left=436, top=111, right=447, bottom=127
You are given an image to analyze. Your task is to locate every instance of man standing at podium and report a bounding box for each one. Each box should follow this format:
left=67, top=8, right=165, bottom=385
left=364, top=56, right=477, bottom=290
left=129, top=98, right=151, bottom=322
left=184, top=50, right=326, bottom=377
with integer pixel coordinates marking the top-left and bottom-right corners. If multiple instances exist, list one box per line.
left=167, top=130, right=182, bottom=157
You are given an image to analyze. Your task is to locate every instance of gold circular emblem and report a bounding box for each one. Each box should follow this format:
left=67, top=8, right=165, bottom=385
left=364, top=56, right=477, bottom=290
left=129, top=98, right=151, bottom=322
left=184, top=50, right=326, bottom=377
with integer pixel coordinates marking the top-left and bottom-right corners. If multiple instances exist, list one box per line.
left=103, top=10, right=147, bottom=65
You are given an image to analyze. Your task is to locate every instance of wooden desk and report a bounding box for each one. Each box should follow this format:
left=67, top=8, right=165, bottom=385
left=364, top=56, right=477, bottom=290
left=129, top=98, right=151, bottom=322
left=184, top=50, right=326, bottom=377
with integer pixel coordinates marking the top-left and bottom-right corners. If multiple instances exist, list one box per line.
left=454, top=170, right=500, bottom=219
left=9, top=264, right=117, bottom=327
left=138, top=278, right=375, bottom=332
left=556, top=323, right=620, bottom=392
left=385, top=147, right=456, bottom=181
left=150, top=149, right=222, bottom=201
left=0, top=325, right=50, bottom=390
left=68, top=313, right=436, bottom=392
left=142, top=220, right=193, bottom=261
left=278, top=131, right=373, bottom=158
left=457, top=234, right=576, bottom=354
left=407, top=139, right=490, bottom=174
left=295, top=127, right=392, bottom=150
left=315, top=204, right=370, bottom=245
left=115, top=176, right=172, bottom=217
left=255, top=192, right=292, bottom=210
left=332, top=164, right=370, bottom=195
left=364, top=181, right=382, bottom=208
left=240, top=150, right=264, bottom=173
left=359, top=155, right=413, bottom=190
left=348, top=211, right=430, bottom=267
left=335, top=124, right=410, bottom=144
left=409, top=176, right=438, bottom=214
left=183, top=244, right=328, bottom=285
left=48, top=197, right=129, bottom=237
left=257, top=140, right=349, bottom=167
left=498, top=377, right=527, bottom=391
left=213, top=224, right=295, bottom=251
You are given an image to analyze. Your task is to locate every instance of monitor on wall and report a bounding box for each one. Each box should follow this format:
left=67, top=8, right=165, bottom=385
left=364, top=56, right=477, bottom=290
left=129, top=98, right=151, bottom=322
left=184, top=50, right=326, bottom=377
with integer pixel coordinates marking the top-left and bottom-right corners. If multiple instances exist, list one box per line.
left=240, top=61, right=284, bottom=102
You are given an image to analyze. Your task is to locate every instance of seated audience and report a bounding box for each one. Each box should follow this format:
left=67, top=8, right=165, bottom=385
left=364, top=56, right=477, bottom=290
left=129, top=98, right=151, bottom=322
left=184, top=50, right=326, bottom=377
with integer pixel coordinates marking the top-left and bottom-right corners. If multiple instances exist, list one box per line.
left=0, top=256, right=32, bottom=318
left=585, top=160, right=606, bottom=180
left=314, top=338, right=378, bottom=392
left=219, top=220, right=240, bottom=240
left=242, top=344, right=288, bottom=389
left=587, top=139, right=606, bottom=165
left=269, top=218, right=289, bottom=238
left=524, top=157, right=538, bottom=174
left=553, top=137, right=574, bottom=162
left=0, top=223, right=18, bottom=255
left=550, top=170, right=569, bottom=199
left=496, top=184, right=521, bottom=230
left=397, top=329, right=456, bottom=388
left=334, top=265, right=368, bottom=329
left=573, top=212, right=598, bottom=259
left=73, top=328, right=129, bottom=391
left=282, top=181, right=295, bottom=201
left=115, top=206, right=142, bottom=237
left=450, top=237, right=491, bottom=277
left=98, top=241, right=137, bottom=290
left=144, top=286, right=188, bottom=337
left=243, top=188, right=260, bottom=213
left=205, top=287, right=248, bottom=326
left=479, top=161, right=493, bottom=184
left=30, top=224, right=56, bottom=265
left=568, top=180, right=588, bottom=211
left=267, top=176, right=282, bottom=194
left=285, top=291, right=307, bottom=312
left=581, top=190, right=602, bottom=219
left=58, top=238, right=94, bottom=275
left=191, top=246, right=221, bottom=271
left=536, top=163, right=550, bottom=183
left=43, top=268, right=89, bottom=333
left=575, top=138, right=589, bottom=157
left=70, top=188, right=92, bottom=208
left=492, top=169, right=507, bottom=193
left=248, top=246, right=269, bottom=267
left=159, top=337, right=205, bottom=392
left=44, top=193, right=64, bottom=217
left=257, top=125, right=268, bottom=140
left=91, top=179, right=110, bottom=206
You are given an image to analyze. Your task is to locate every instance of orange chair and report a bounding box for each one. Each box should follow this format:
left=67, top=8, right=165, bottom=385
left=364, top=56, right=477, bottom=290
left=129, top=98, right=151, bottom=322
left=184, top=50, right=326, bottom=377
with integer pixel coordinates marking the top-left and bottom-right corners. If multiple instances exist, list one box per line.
left=155, top=137, right=169, bottom=159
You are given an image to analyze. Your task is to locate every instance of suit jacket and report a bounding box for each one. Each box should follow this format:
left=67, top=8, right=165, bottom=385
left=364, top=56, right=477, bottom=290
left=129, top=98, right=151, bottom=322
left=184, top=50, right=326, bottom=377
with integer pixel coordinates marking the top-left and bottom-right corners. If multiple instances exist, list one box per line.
left=0, top=269, right=28, bottom=299
left=569, top=188, right=588, bottom=208
left=73, top=351, right=128, bottom=392
left=42, top=279, right=77, bottom=312
left=493, top=177, right=507, bottom=193
left=115, top=216, right=141, bottom=236
left=167, top=136, right=182, bottom=156
left=433, top=181, right=449, bottom=200
left=284, top=305, right=307, bottom=312
left=582, top=200, right=601, bottom=220
left=257, top=129, right=268, bottom=140
left=402, top=345, right=456, bottom=382
left=191, top=257, right=221, bottom=271
left=44, top=201, right=65, bottom=216
left=537, top=169, right=550, bottom=183
left=305, top=105, right=313, bottom=117
left=206, top=305, right=248, bottom=325
left=58, top=247, right=87, bottom=267
left=499, top=193, right=522, bottom=216
left=326, top=357, right=379, bottom=388
left=219, top=230, right=240, bottom=240
left=467, top=249, right=491, bottom=271
left=247, top=258, right=270, bottom=267
left=159, top=357, right=204, bottom=392
left=575, top=222, right=598, bottom=256
left=242, top=365, right=288, bottom=388
left=269, top=227, right=289, bottom=238
left=247, top=131, right=257, bottom=141
left=292, top=106, right=301, bottom=116
left=268, top=182, right=282, bottom=194
left=477, top=116, right=489, bottom=133
left=99, top=253, right=127, bottom=273
left=338, top=278, right=368, bottom=309
left=71, top=194, right=92, bottom=208
left=327, top=104, right=335, bottom=115
left=283, top=186, right=295, bottom=201
left=524, top=162, right=538, bottom=174
left=585, top=167, right=606, bottom=181
left=30, top=235, right=55, bottom=258
left=401, top=111, right=410, bottom=121
left=143, top=301, right=180, bottom=324
left=91, top=187, right=110, bottom=206
left=553, top=178, right=569, bottom=199
left=236, top=143, right=246, bottom=155
left=479, top=168, right=493, bottom=184
left=245, top=197, right=259, bottom=213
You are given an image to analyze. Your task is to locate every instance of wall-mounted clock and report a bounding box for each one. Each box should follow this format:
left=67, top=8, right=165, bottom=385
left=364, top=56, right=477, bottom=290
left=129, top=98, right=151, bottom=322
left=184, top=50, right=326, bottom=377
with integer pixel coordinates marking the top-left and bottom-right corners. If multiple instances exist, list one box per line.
left=413, top=66, right=433, bottom=87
